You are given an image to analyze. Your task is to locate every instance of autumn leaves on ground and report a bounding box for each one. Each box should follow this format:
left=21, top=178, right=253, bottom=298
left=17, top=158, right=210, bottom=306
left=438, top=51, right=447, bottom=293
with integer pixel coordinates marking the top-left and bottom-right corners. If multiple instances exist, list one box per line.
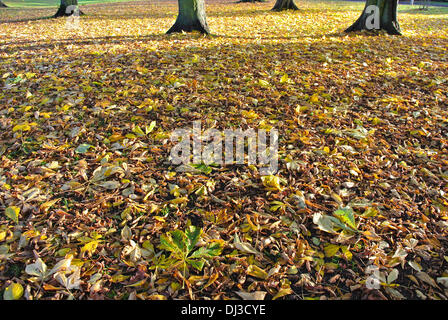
left=1, top=0, right=448, bottom=300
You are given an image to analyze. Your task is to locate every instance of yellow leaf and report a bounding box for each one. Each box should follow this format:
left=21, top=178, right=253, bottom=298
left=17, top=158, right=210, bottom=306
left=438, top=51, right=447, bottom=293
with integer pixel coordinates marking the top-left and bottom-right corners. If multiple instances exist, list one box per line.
left=148, top=294, right=167, bottom=300
left=191, top=54, right=199, bottom=63
left=280, top=74, right=289, bottom=83
left=331, top=192, right=343, bottom=205
left=132, top=126, right=145, bottom=137
left=324, top=244, right=340, bottom=257
left=258, top=79, right=270, bottom=87
left=154, top=216, right=165, bottom=222
left=125, top=279, right=147, bottom=287
left=241, top=110, right=259, bottom=119
left=111, top=274, right=131, bottom=283
left=3, top=283, right=24, bottom=300
left=309, top=93, right=319, bottom=104
left=125, top=133, right=137, bottom=139
left=12, top=123, right=31, bottom=132
left=261, top=175, right=283, bottom=192
left=40, top=199, right=60, bottom=212
left=247, top=265, right=268, bottom=280
left=169, top=197, right=188, bottom=204
left=81, top=240, right=99, bottom=255
left=273, top=287, right=293, bottom=300
left=340, top=246, right=353, bottom=260
left=25, top=72, right=36, bottom=79
left=109, top=134, right=124, bottom=142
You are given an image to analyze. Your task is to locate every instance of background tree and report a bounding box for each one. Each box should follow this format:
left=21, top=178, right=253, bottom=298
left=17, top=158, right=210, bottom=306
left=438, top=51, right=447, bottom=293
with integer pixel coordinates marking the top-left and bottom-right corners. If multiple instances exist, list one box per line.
left=419, top=0, right=430, bottom=10
left=345, top=0, right=401, bottom=35
left=0, top=1, right=8, bottom=8
left=167, top=0, right=209, bottom=34
left=54, top=0, right=84, bottom=18
left=271, top=0, right=299, bottom=11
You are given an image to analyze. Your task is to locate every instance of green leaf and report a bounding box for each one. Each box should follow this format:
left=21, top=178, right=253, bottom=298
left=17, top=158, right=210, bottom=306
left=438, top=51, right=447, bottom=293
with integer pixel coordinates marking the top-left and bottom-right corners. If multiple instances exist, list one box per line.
left=191, top=163, right=212, bottom=174
left=159, top=233, right=178, bottom=254
left=189, top=241, right=223, bottom=259
left=171, top=230, right=187, bottom=253
left=204, top=241, right=224, bottom=256
left=333, top=207, right=358, bottom=230
left=159, top=227, right=221, bottom=274
left=75, top=143, right=92, bottom=154
left=185, top=225, right=201, bottom=252
left=5, top=206, right=20, bottom=224
left=186, top=258, right=205, bottom=271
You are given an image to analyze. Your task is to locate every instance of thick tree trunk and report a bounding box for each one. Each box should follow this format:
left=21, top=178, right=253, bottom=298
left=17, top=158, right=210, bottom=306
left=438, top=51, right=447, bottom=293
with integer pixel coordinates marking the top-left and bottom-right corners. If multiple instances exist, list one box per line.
left=272, top=0, right=298, bottom=11
left=345, top=0, right=401, bottom=35
left=167, top=0, right=209, bottom=34
left=54, top=0, right=84, bottom=18
left=0, top=1, right=8, bottom=8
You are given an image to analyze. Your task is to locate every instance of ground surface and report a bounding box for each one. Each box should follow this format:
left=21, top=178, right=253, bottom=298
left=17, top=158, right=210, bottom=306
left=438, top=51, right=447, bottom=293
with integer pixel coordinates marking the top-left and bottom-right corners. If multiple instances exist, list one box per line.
left=0, top=0, right=448, bottom=300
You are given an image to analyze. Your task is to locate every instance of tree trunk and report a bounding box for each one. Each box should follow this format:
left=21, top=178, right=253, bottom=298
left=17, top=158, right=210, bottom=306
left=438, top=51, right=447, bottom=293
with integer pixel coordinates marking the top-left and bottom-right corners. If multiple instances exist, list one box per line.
left=0, top=1, right=8, bottom=8
left=272, top=0, right=299, bottom=11
left=167, top=0, right=209, bottom=34
left=345, top=0, right=401, bottom=35
left=54, top=0, right=84, bottom=18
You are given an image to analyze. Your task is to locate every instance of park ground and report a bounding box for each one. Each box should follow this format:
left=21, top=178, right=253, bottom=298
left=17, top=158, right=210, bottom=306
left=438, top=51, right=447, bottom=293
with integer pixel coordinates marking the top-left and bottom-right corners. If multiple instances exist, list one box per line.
left=0, top=0, right=447, bottom=300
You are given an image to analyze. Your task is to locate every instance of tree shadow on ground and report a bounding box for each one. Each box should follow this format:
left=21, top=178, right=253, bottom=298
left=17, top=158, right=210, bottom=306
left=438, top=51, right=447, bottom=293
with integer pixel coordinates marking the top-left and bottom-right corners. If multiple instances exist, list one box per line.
left=0, top=14, right=54, bottom=23
left=0, top=29, right=354, bottom=55
left=82, top=8, right=278, bottom=21
left=0, top=33, right=186, bottom=54
left=4, top=22, right=445, bottom=54
left=0, top=6, right=339, bottom=24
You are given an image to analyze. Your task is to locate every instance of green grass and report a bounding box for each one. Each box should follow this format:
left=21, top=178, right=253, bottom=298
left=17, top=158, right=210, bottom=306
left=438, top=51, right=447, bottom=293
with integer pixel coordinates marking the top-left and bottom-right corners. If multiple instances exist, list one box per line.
left=399, top=6, right=448, bottom=14
left=2, top=0, right=147, bottom=8
left=2, top=0, right=448, bottom=13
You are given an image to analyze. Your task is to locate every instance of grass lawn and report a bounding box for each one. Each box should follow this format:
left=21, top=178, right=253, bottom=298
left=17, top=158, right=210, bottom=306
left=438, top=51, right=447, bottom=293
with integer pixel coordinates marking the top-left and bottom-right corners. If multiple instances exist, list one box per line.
left=1, top=0, right=141, bottom=8
left=0, top=0, right=447, bottom=301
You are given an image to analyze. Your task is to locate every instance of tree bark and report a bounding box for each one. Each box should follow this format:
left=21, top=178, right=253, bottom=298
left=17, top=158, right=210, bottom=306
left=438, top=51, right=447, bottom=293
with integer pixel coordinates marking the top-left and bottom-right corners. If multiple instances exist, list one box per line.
left=345, top=0, right=401, bottom=35
left=167, top=0, right=209, bottom=34
left=0, top=1, right=8, bottom=8
left=272, top=0, right=299, bottom=11
left=54, top=0, right=84, bottom=18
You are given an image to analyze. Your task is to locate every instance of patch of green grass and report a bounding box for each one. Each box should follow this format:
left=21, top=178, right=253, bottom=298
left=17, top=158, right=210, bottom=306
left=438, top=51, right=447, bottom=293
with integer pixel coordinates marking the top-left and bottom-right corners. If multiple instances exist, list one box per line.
left=2, top=0, right=146, bottom=8
left=399, top=6, right=448, bottom=15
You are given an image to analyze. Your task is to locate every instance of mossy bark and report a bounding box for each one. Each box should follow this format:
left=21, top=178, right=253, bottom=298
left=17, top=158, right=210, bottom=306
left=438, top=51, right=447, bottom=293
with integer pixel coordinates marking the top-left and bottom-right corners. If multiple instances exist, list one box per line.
left=345, top=0, right=401, bottom=35
left=54, top=0, right=84, bottom=18
left=272, top=0, right=298, bottom=11
left=167, top=0, right=209, bottom=34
